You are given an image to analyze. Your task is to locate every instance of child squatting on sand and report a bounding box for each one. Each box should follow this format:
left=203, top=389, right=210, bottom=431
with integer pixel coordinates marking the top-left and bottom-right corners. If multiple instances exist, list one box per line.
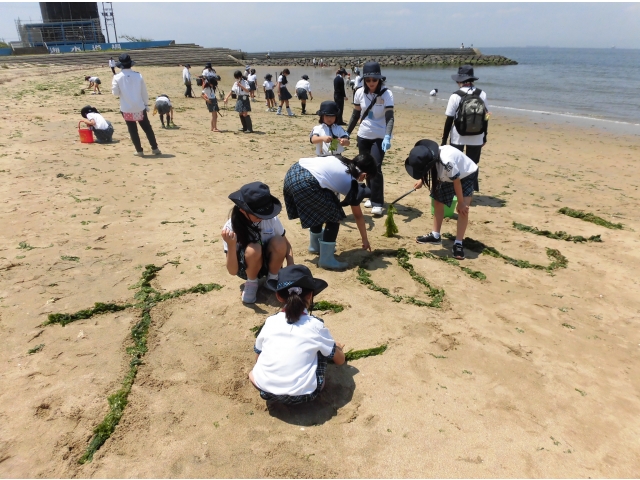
left=221, top=182, right=294, bottom=304
left=249, top=264, right=346, bottom=405
left=405, top=139, right=478, bottom=260
left=79, top=105, right=114, bottom=143
left=310, top=101, right=350, bottom=156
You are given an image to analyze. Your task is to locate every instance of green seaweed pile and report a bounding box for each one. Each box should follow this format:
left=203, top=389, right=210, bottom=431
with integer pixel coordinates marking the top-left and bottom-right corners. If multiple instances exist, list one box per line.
left=513, top=221, right=602, bottom=242
left=414, top=251, right=486, bottom=280
left=443, top=234, right=567, bottom=273
left=312, top=300, right=345, bottom=313
left=45, top=263, right=223, bottom=464
left=383, top=204, right=399, bottom=237
left=345, top=344, right=387, bottom=361
left=558, top=207, right=623, bottom=230
left=357, top=249, right=445, bottom=308
left=27, top=344, right=45, bottom=355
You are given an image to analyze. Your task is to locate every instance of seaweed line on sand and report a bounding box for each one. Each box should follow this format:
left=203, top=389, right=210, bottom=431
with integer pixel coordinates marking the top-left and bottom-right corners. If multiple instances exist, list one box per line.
left=558, top=207, right=623, bottom=230
left=512, top=221, right=602, bottom=243
left=443, top=234, right=567, bottom=274
left=357, top=249, right=445, bottom=308
left=45, top=263, right=223, bottom=463
left=414, top=251, right=486, bottom=280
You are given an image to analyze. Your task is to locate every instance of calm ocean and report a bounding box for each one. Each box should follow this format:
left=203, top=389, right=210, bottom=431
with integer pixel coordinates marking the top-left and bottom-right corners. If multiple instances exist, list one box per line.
left=285, top=47, right=640, bottom=132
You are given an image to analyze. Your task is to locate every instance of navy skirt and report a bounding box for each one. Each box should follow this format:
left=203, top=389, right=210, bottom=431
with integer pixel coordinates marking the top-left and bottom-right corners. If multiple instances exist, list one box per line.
left=279, top=86, right=292, bottom=101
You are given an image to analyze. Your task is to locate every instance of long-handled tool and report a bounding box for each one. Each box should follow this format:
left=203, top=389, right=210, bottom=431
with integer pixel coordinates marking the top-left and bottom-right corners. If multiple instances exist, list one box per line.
left=390, top=188, right=416, bottom=205
left=383, top=189, right=416, bottom=237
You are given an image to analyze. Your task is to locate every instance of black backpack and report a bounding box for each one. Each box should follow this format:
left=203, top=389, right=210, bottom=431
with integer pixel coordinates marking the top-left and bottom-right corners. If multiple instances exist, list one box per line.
left=453, top=88, right=487, bottom=136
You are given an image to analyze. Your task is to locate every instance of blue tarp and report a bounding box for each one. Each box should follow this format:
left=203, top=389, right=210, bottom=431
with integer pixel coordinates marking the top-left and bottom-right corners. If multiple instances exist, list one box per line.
left=0, top=48, right=12, bottom=56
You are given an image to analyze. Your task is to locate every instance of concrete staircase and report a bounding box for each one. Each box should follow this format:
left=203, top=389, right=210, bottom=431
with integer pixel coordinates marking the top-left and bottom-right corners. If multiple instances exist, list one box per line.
left=245, top=48, right=481, bottom=60
left=0, top=44, right=246, bottom=68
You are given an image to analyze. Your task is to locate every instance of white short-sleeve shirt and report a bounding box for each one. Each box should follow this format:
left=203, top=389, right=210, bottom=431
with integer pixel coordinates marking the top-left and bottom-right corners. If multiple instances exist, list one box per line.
left=108, top=60, right=116, bottom=68
left=155, top=95, right=171, bottom=106
left=231, top=79, right=251, bottom=97
left=444, top=86, right=488, bottom=146
left=221, top=216, right=285, bottom=253
left=247, top=74, right=257, bottom=83
left=263, top=80, right=274, bottom=90
left=353, top=87, right=394, bottom=140
left=299, top=156, right=353, bottom=195
left=437, top=145, right=478, bottom=182
left=202, top=86, right=216, bottom=100
left=309, top=124, right=349, bottom=156
left=252, top=311, right=336, bottom=395
left=86, top=112, right=109, bottom=130
left=295, top=79, right=311, bottom=92
left=89, top=76, right=99, bottom=83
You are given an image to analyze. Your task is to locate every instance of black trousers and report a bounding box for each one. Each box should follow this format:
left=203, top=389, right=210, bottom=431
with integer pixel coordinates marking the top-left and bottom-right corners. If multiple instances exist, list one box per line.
left=110, top=67, right=116, bottom=75
left=334, top=93, right=345, bottom=125
left=185, top=83, right=193, bottom=98
left=357, top=136, right=385, bottom=206
left=451, top=144, right=482, bottom=192
left=123, top=111, right=158, bottom=152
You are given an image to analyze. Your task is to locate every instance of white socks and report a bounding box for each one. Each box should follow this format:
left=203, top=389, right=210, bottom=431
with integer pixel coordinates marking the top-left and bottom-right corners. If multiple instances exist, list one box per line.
left=431, top=231, right=441, bottom=239
left=267, top=272, right=278, bottom=281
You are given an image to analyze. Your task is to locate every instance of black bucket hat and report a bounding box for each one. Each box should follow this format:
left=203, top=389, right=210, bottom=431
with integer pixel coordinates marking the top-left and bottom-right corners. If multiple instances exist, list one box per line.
left=116, top=53, right=134, bottom=68
left=205, top=62, right=212, bottom=68
left=362, top=61, right=385, bottom=80
left=301, top=74, right=309, bottom=80
left=316, top=100, right=339, bottom=116
left=228, top=182, right=282, bottom=220
left=451, top=64, right=478, bottom=83
left=80, top=105, right=97, bottom=118
left=264, top=73, right=272, bottom=80
left=266, top=264, right=328, bottom=295
left=405, top=140, right=440, bottom=180
left=185, top=64, right=191, bottom=68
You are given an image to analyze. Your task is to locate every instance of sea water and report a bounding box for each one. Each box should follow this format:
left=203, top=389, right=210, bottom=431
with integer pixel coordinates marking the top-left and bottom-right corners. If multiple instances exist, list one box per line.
left=285, top=47, right=640, bottom=133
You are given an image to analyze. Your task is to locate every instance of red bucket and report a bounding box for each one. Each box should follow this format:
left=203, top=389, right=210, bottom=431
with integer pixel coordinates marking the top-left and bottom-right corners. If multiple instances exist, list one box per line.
left=78, top=122, right=94, bottom=143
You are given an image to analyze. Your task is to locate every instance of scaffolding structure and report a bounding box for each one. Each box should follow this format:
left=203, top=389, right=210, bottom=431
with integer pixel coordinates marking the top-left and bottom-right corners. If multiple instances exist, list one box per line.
left=16, top=18, right=105, bottom=47
left=101, top=2, right=118, bottom=44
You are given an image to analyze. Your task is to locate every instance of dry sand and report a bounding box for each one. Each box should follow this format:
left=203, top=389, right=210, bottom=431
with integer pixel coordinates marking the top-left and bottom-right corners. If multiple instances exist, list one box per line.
left=0, top=65, right=639, bottom=478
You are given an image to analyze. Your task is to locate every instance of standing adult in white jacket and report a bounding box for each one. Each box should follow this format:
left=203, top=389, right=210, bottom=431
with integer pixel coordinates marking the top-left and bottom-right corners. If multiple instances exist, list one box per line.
left=112, top=54, right=161, bottom=156
left=183, top=64, right=194, bottom=98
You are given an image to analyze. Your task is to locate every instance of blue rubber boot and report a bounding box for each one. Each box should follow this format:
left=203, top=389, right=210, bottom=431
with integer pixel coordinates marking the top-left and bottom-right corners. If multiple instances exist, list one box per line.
left=308, top=230, right=323, bottom=254
left=318, top=240, right=348, bottom=270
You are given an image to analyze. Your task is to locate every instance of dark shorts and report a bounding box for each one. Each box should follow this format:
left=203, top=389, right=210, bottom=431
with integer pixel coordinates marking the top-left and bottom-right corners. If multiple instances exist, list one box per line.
left=249, top=81, right=257, bottom=91
left=235, top=95, right=251, bottom=113
left=283, top=162, right=346, bottom=228
left=206, top=98, right=220, bottom=112
left=279, top=86, right=292, bottom=101
left=155, top=101, right=171, bottom=115
left=94, top=78, right=101, bottom=85
left=296, top=88, right=308, bottom=100
left=231, top=242, right=270, bottom=280
left=92, top=121, right=114, bottom=143
left=430, top=174, right=476, bottom=207
left=265, top=90, right=275, bottom=100
left=255, top=347, right=335, bottom=405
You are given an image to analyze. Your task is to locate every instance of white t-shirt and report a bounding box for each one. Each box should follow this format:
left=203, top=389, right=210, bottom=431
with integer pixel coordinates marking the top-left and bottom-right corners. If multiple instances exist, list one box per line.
left=437, top=145, right=478, bottom=182
left=155, top=95, right=171, bottom=106
left=309, top=124, right=349, bottom=156
left=295, top=79, right=311, bottom=92
left=182, top=67, right=191, bottom=83
left=429, top=89, right=437, bottom=96
left=86, top=112, right=109, bottom=130
left=263, top=80, right=274, bottom=90
left=353, top=87, right=394, bottom=140
left=202, top=68, right=217, bottom=79
left=252, top=310, right=336, bottom=395
left=89, top=76, right=99, bottom=83
left=231, top=79, right=251, bottom=97
left=299, top=156, right=353, bottom=195
left=221, top=217, right=285, bottom=253
left=108, top=59, right=116, bottom=68
left=354, top=75, right=363, bottom=89
left=277, top=75, right=288, bottom=87
left=444, top=86, right=488, bottom=146
left=247, top=74, right=257, bottom=83
left=202, top=87, right=216, bottom=100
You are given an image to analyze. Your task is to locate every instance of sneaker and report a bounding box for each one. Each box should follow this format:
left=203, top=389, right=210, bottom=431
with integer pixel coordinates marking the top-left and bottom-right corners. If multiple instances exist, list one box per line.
left=364, top=199, right=372, bottom=208
left=416, top=233, right=442, bottom=245
left=266, top=108, right=271, bottom=112
left=371, top=206, right=384, bottom=216
left=242, top=280, right=259, bottom=303
left=134, top=151, right=144, bottom=157
left=452, top=243, right=465, bottom=260
left=276, top=111, right=282, bottom=115
left=288, top=113, right=296, bottom=117
left=152, top=148, right=162, bottom=155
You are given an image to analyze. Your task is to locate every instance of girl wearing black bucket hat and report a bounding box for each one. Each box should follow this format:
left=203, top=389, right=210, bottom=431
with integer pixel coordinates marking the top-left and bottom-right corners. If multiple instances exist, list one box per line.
left=221, top=182, right=294, bottom=304
left=347, top=61, right=395, bottom=217
left=405, top=139, right=478, bottom=260
left=249, top=264, right=346, bottom=405
left=309, top=100, right=350, bottom=156
left=79, top=105, right=114, bottom=143
left=295, top=74, right=313, bottom=115
left=442, top=64, right=489, bottom=192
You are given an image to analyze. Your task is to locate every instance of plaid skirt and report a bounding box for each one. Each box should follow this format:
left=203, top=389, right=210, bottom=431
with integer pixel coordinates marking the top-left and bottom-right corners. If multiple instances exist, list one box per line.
left=279, top=86, right=292, bottom=101
left=256, top=351, right=330, bottom=405
left=235, top=95, right=251, bottom=113
left=283, top=162, right=345, bottom=228
left=431, top=174, right=476, bottom=207
left=296, top=88, right=308, bottom=100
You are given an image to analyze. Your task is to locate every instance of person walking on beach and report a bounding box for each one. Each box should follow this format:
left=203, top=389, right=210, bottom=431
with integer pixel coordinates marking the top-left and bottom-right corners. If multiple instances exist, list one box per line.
left=247, top=68, right=258, bottom=102
left=310, top=101, right=350, bottom=156
left=346, top=61, right=395, bottom=217
left=249, top=264, right=346, bottom=405
left=112, top=53, right=161, bottom=156
left=224, top=70, right=253, bottom=133
left=441, top=65, right=488, bottom=192
left=295, top=75, right=313, bottom=115
left=201, top=77, right=220, bottom=132
left=405, top=139, right=478, bottom=260
left=183, top=64, right=194, bottom=98
left=263, top=73, right=276, bottom=111
left=221, top=182, right=294, bottom=304
left=333, top=68, right=349, bottom=125
left=276, top=69, right=295, bottom=116
left=108, top=57, right=116, bottom=75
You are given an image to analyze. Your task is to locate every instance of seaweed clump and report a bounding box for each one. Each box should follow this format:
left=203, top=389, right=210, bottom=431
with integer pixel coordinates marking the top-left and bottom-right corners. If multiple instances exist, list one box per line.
left=558, top=207, right=623, bottom=230
left=513, top=221, right=602, bottom=242
left=345, top=344, right=387, bottom=361
left=383, top=204, right=399, bottom=237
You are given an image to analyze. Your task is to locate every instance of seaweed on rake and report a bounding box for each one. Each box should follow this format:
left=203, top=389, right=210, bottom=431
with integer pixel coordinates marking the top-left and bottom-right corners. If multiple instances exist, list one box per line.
left=558, top=207, right=623, bottom=230
left=512, top=221, right=602, bottom=243
left=345, top=344, right=387, bottom=361
left=312, top=300, right=345, bottom=313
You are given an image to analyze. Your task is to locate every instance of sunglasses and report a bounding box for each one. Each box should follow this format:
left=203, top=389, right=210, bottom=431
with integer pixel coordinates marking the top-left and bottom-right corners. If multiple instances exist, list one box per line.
left=365, top=78, right=379, bottom=83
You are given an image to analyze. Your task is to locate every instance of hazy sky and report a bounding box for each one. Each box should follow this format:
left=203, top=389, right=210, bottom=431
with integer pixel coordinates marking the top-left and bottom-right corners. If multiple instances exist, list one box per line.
left=2, top=2, right=639, bottom=50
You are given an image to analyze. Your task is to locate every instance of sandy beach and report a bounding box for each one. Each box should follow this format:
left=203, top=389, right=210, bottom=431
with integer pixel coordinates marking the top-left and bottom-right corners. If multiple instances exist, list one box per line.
left=0, top=64, right=639, bottom=478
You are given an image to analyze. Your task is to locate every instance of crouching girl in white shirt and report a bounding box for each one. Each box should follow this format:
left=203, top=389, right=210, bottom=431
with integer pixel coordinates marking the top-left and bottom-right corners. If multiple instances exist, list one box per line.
left=249, top=264, right=346, bottom=405
left=79, top=105, right=114, bottom=143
